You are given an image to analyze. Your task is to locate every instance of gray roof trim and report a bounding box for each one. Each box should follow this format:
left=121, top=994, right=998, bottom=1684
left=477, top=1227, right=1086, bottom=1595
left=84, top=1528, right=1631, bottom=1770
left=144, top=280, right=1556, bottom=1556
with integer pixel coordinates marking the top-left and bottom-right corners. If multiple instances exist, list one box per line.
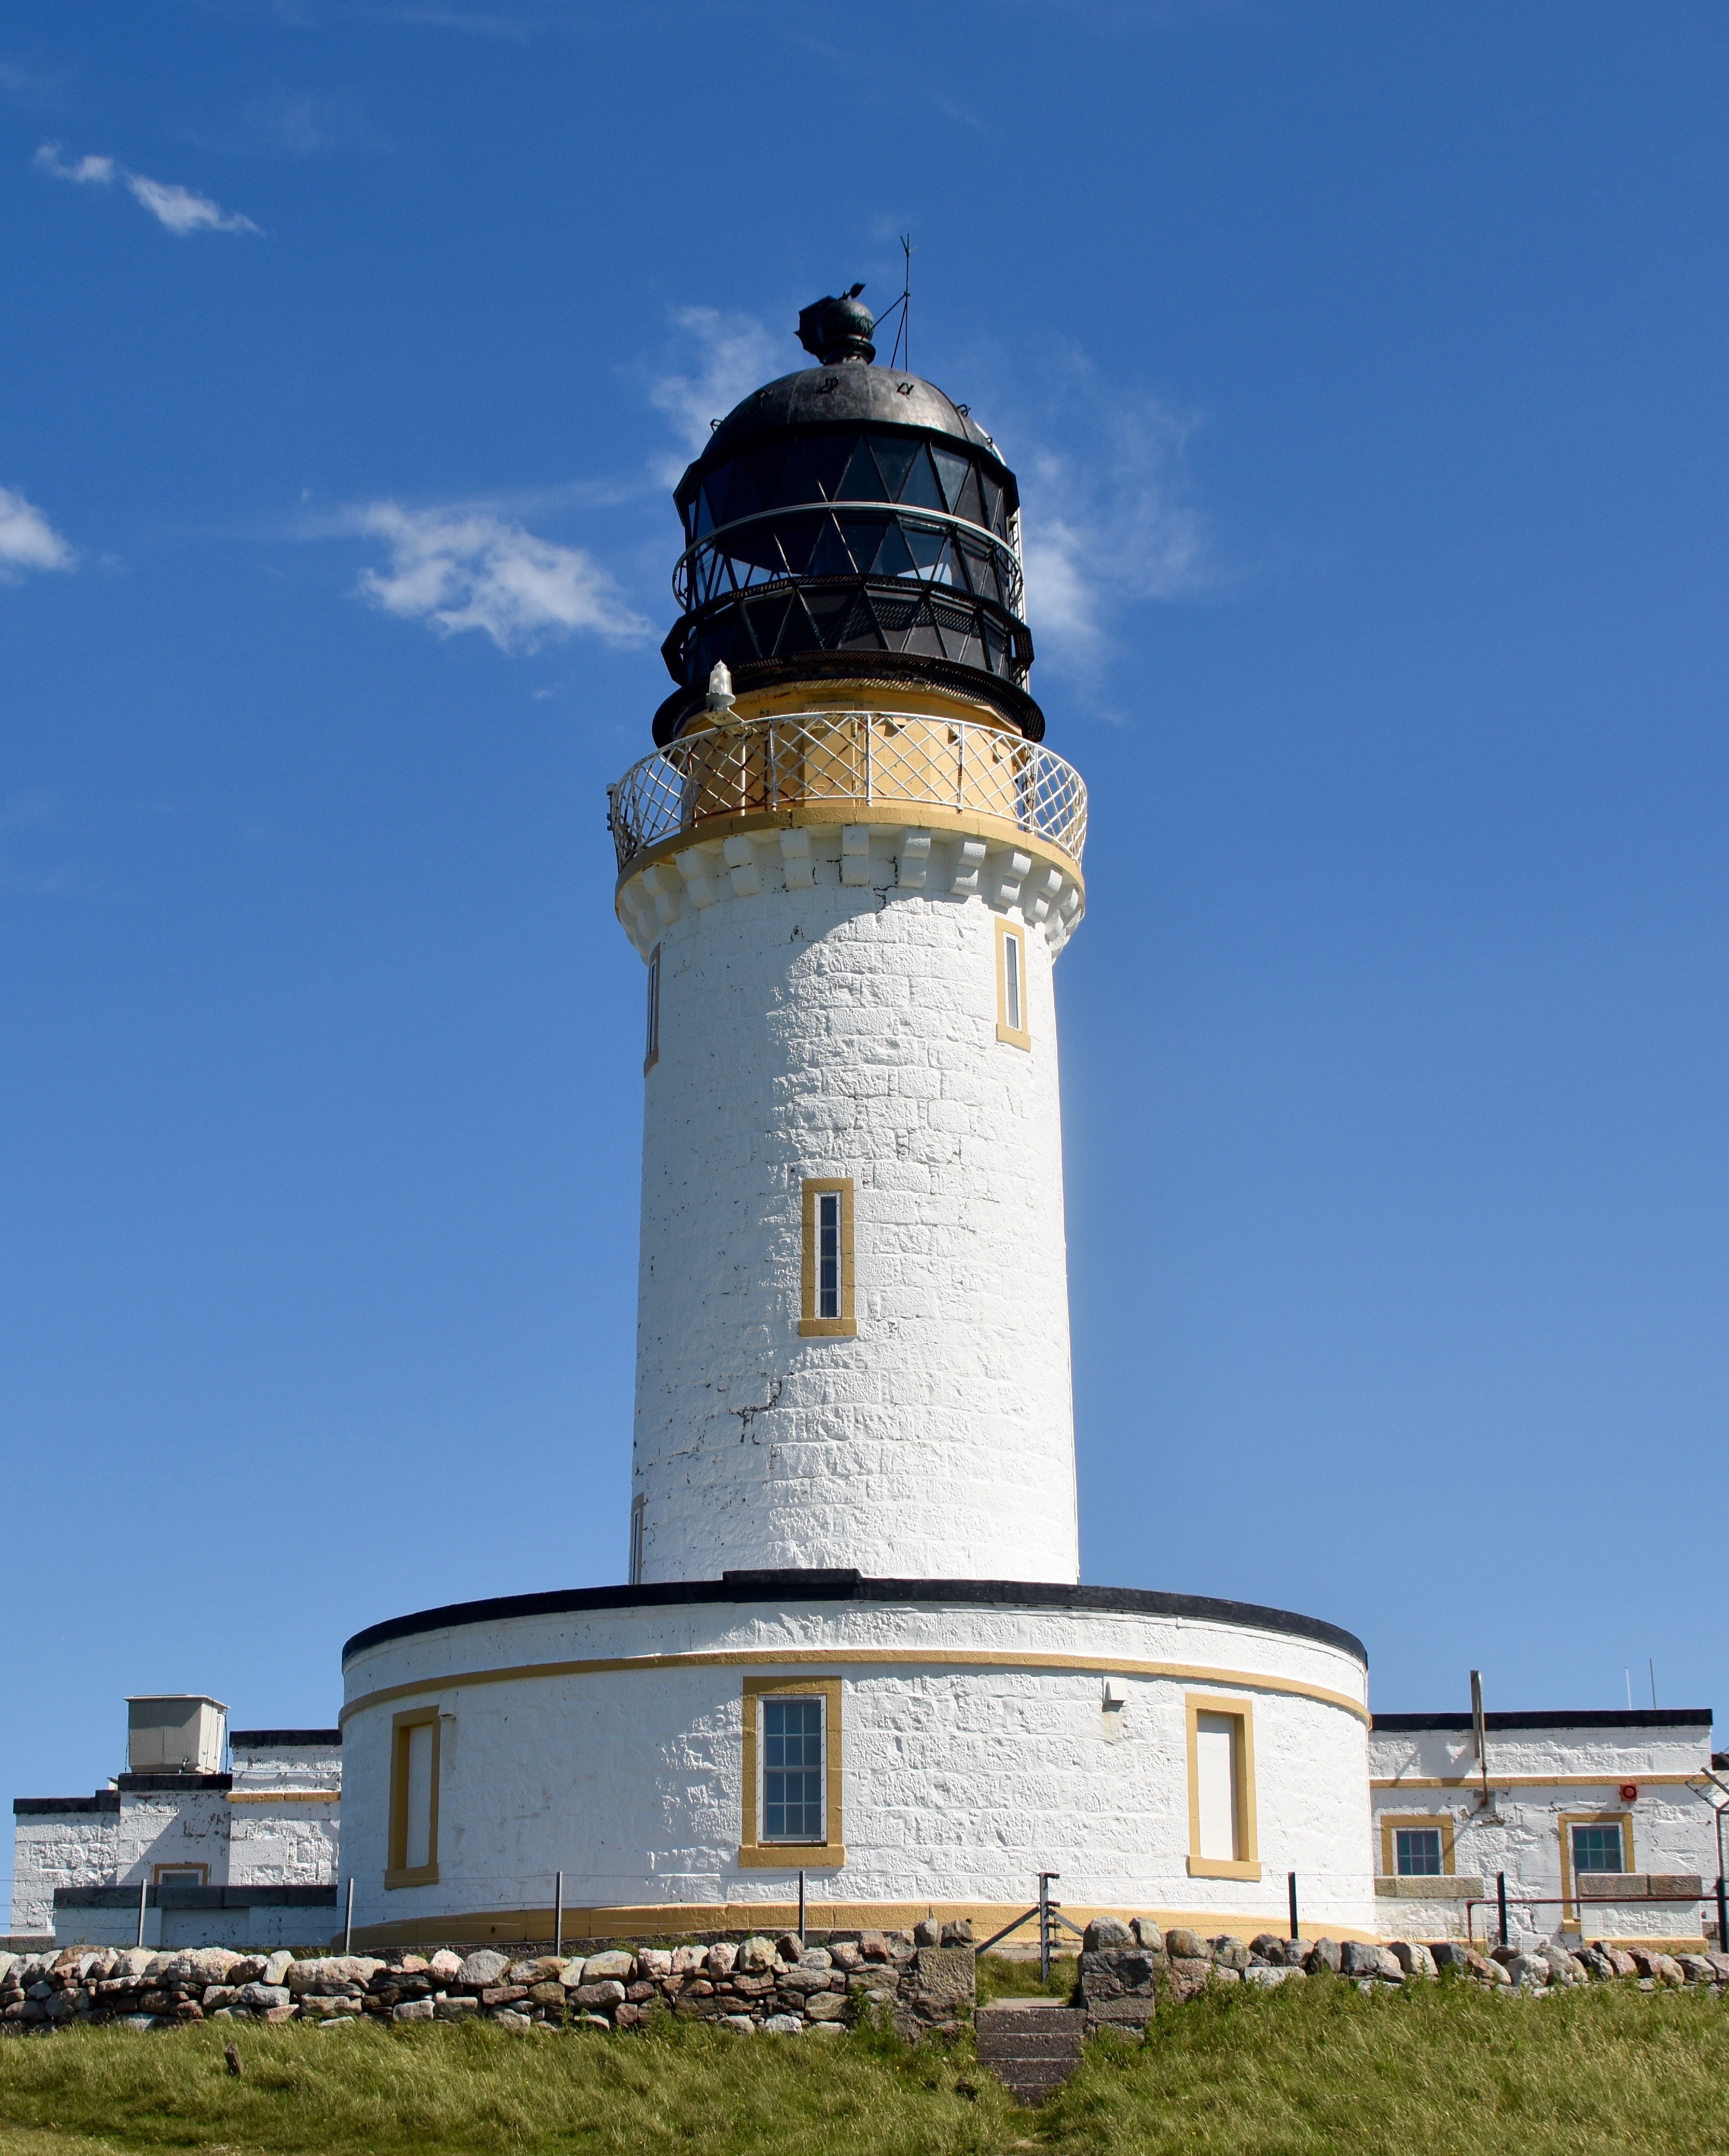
left=228, top=1730, right=342, bottom=1747
left=13, top=1792, right=121, bottom=1815
left=343, top=1571, right=1366, bottom=1667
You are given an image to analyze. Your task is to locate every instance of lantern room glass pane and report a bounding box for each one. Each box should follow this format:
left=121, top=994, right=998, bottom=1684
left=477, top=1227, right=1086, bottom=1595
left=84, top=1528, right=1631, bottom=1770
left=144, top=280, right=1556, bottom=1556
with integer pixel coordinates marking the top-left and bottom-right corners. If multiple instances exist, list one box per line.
left=931, top=447, right=970, bottom=512
left=872, top=437, right=920, bottom=498
left=839, top=440, right=886, bottom=502
left=899, top=447, right=946, bottom=512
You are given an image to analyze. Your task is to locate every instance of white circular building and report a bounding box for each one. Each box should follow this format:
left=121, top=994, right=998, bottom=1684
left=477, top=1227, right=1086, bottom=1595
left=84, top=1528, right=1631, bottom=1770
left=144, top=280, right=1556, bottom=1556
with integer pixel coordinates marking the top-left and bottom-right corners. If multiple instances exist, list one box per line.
left=341, top=291, right=1375, bottom=1948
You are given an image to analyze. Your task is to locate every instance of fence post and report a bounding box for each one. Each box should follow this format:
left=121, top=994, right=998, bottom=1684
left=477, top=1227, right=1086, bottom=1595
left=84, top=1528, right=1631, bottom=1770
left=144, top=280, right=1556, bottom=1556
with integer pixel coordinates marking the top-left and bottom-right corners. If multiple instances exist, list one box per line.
left=1497, top=1872, right=1509, bottom=1948
left=554, top=1871, right=563, bottom=1960
left=343, top=1878, right=355, bottom=1955
left=136, top=1877, right=148, bottom=1950
left=1287, top=1871, right=1299, bottom=1941
left=1718, top=1874, right=1727, bottom=1959
left=1037, top=1872, right=1059, bottom=1988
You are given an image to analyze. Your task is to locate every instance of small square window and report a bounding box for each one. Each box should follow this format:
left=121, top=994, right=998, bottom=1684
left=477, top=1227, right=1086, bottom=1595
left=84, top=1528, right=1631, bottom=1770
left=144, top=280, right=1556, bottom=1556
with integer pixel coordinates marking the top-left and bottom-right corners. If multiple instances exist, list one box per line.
left=762, top=1697, right=825, bottom=1842
left=1396, top=1827, right=1443, bottom=1877
left=1572, top=1822, right=1625, bottom=1875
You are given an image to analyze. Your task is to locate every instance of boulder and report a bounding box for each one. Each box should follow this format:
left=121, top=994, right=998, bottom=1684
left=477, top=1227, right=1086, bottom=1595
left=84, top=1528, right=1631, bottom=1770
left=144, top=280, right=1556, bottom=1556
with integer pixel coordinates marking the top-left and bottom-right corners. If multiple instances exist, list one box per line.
left=574, top=1980, right=626, bottom=2009
left=717, top=2013, right=755, bottom=2033
left=1539, top=1945, right=1583, bottom=1985
left=225, top=1958, right=267, bottom=1985
left=237, top=1984, right=291, bottom=2012
left=913, top=1919, right=942, bottom=1947
left=393, top=1998, right=435, bottom=2021
left=708, top=1942, right=739, bottom=1977
left=263, top=1952, right=294, bottom=1986
left=1244, top=1965, right=1295, bottom=1987
left=1503, top=1955, right=1548, bottom=1988
left=1164, top=1958, right=1214, bottom=2003
left=762, top=2013, right=803, bottom=2034
left=427, top=1950, right=463, bottom=1981
left=1390, top=1942, right=1437, bottom=1979
left=671, top=1945, right=709, bottom=1975
left=1077, top=1948, right=1159, bottom=2003
left=1249, top=1933, right=1286, bottom=1962
left=433, top=1996, right=479, bottom=2020
left=1676, top=1954, right=1715, bottom=1982
left=796, top=1947, right=832, bottom=1970
left=738, top=1937, right=779, bottom=1974
left=1133, top=1918, right=1165, bottom=1953
left=1211, top=1938, right=1251, bottom=1971
left=775, top=1933, right=805, bottom=1963
left=940, top=1919, right=974, bottom=1946
left=457, top=1950, right=511, bottom=1989
left=1165, top=1927, right=1209, bottom=1960
left=1303, top=1939, right=1342, bottom=1974
left=856, top=1931, right=890, bottom=1962
left=528, top=1982, right=564, bottom=2007
left=1082, top=1917, right=1134, bottom=1952
left=488, top=2009, right=532, bottom=2030
left=396, top=1954, right=431, bottom=1974
left=805, top=1991, right=847, bottom=2021
left=637, top=1949, right=673, bottom=1979
left=582, top=1950, right=636, bottom=1982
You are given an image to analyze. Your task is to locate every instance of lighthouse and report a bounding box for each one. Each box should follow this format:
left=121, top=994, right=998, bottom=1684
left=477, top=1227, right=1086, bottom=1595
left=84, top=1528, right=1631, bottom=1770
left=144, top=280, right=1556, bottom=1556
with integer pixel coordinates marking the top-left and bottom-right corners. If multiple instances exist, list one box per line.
left=339, top=293, right=1376, bottom=1949
left=614, top=287, right=1084, bottom=1588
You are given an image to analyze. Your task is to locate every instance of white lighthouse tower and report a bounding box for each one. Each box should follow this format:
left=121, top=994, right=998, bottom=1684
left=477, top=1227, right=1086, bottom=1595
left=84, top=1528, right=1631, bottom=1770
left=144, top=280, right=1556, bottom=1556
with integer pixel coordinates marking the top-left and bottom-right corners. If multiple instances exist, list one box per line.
left=618, top=287, right=1083, bottom=1588
left=340, top=293, right=1376, bottom=1949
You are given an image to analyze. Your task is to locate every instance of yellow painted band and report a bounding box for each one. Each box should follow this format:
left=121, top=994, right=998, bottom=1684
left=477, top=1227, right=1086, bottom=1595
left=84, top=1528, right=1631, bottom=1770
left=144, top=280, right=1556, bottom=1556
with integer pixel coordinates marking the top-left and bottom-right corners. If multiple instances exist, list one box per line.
left=1372, top=1774, right=1707, bottom=1791
left=345, top=1899, right=1389, bottom=1952
left=225, top=1791, right=340, bottom=1804
left=340, top=1647, right=1369, bottom=1727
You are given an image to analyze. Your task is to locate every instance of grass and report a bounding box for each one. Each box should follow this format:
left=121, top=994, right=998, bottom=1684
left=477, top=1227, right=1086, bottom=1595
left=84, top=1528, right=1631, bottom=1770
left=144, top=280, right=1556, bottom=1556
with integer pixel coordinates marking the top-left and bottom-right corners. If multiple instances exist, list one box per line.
left=2, top=1977, right=1728, bottom=2156
left=975, top=1951, right=1078, bottom=2003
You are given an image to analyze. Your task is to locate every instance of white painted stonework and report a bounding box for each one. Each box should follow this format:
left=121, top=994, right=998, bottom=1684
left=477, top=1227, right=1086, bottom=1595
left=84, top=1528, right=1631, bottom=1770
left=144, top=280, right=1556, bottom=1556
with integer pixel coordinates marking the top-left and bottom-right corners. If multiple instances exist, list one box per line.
left=1369, top=1716, right=1719, bottom=1946
left=628, top=821, right=1080, bottom=1586
left=339, top=1588, right=1375, bottom=1941
left=10, top=1736, right=341, bottom=1950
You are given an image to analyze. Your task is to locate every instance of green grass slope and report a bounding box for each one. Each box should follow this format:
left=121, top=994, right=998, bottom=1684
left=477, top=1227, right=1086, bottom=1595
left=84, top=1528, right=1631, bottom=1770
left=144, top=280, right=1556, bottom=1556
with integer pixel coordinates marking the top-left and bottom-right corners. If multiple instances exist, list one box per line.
left=2, top=1975, right=1726, bottom=2156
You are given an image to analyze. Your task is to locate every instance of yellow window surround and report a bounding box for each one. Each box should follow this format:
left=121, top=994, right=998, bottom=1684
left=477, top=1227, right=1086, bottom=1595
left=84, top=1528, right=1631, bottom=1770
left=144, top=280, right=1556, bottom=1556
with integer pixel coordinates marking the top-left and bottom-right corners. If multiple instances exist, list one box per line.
left=738, top=1674, right=845, bottom=1870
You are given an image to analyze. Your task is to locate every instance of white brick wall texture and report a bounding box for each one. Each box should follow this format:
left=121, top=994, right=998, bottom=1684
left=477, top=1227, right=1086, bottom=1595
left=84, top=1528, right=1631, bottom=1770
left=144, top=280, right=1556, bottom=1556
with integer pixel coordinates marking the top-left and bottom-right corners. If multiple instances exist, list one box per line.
left=629, top=824, right=1080, bottom=1586
left=339, top=1593, right=1376, bottom=1938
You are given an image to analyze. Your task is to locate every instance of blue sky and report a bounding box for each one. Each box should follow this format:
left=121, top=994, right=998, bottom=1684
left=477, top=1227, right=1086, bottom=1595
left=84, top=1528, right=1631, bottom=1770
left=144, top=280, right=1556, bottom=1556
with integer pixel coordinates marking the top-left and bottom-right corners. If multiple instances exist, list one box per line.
left=5, top=2, right=1728, bottom=1857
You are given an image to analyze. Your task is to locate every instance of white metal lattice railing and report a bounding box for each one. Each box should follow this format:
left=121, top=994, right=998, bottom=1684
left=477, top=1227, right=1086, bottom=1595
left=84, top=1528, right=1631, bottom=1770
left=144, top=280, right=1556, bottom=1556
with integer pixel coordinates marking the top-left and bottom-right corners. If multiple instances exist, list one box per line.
left=608, top=711, right=1087, bottom=876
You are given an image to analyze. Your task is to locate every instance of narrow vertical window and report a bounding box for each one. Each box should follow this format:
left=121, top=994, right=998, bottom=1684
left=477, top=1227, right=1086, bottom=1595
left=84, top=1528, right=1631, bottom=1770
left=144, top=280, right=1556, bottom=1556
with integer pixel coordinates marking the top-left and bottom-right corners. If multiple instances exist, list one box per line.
left=644, top=945, right=660, bottom=1072
left=818, top=1193, right=841, bottom=1317
left=1184, top=1695, right=1260, bottom=1879
left=762, top=1697, right=826, bottom=1841
left=800, top=1179, right=856, bottom=1337
left=995, top=918, right=1030, bottom=1048
left=387, top=1707, right=440, bottom=1887
left=629, top=1491, right=646, bottom=1586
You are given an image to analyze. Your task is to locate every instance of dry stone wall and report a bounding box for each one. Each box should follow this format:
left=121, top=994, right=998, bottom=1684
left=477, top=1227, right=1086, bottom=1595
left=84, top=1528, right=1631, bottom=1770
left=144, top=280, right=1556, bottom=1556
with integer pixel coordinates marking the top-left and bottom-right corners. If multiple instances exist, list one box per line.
left=1072, top=1915, right=1729, bottom=2011
left=0, top=1921, right=976, bottom=2038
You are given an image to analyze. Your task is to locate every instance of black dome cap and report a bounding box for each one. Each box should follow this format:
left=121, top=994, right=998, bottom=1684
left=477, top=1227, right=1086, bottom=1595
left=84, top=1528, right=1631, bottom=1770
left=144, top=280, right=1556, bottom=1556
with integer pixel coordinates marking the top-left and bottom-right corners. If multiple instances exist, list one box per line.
left=651, top=295, right=1044, bottom=747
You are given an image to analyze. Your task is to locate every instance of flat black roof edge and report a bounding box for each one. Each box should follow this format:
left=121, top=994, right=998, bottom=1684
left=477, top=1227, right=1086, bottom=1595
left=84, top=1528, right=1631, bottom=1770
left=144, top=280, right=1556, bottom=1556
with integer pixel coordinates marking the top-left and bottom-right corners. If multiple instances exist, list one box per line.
left=342, top=1573, right=1366, bottom=1667
left=116, top=1772, right=232, bottom=1792
left=229, top=1730, right=342, bottom=1747
left=13, top=1793, right=120, bottom=1815
left=1373, top=1709, right=1713, bottom=1732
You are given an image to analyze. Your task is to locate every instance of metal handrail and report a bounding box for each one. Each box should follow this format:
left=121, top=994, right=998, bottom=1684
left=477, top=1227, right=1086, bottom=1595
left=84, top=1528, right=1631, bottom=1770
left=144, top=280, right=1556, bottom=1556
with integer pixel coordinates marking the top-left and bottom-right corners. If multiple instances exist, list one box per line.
left=608, top=709, right=1088, bottom=878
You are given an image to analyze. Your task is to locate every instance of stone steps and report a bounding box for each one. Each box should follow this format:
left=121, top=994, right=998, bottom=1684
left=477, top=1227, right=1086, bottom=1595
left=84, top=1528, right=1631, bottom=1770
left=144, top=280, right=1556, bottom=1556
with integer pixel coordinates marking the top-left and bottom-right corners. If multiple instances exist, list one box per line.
left=975, top=2001, right=1087, bottom=2105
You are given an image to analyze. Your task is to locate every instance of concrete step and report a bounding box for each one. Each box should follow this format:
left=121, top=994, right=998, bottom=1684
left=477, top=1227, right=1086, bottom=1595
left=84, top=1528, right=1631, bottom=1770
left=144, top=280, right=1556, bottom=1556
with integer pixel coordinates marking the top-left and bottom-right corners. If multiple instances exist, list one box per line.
left=974, top=2003, right=1087, bottom=2104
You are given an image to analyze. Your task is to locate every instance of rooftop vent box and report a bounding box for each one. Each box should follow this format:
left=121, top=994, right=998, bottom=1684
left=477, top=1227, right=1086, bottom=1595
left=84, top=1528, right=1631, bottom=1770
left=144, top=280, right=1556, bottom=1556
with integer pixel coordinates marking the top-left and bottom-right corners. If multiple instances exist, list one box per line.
left=126, top=1695, right=226, bottom=1774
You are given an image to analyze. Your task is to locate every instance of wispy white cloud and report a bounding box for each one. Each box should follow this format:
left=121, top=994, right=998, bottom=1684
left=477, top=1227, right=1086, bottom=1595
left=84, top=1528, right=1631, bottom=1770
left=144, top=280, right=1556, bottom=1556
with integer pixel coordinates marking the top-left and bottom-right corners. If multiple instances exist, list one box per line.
left=33, top=143, right=112, bottom=185
left=0, top=486, right=75, bottom=579
left=649, top=307, right=781, bottom=470
left=33, top=142, right=260, bottom=234
left=1015, top=362, right=1215, bottom=664
left=351, top=502, right=651, bottom=653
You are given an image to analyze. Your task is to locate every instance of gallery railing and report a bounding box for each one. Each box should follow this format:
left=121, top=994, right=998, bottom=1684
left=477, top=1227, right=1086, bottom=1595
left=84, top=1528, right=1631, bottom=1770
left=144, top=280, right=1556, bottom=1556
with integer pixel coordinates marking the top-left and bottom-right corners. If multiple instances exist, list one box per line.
left=609, top=710, right=1087, bottom=877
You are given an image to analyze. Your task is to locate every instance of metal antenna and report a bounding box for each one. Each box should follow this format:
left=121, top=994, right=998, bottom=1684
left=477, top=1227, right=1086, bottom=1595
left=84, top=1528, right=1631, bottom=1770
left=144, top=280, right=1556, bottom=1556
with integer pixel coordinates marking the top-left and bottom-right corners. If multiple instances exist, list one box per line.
left=889, top=234, right=914, bottom=372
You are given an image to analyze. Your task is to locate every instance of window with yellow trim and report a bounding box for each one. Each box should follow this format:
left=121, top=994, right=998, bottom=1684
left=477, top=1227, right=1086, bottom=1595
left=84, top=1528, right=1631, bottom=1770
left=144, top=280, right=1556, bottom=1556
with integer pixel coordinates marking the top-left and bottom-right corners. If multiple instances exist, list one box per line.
left=800, top=1178, right=856, bottom=1337
left=386, top=1706, right=440, bottom=1889
left=995, top=917, right=1030, bottom=1048
left=1184, top=1694, right=1260, bottom=1879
